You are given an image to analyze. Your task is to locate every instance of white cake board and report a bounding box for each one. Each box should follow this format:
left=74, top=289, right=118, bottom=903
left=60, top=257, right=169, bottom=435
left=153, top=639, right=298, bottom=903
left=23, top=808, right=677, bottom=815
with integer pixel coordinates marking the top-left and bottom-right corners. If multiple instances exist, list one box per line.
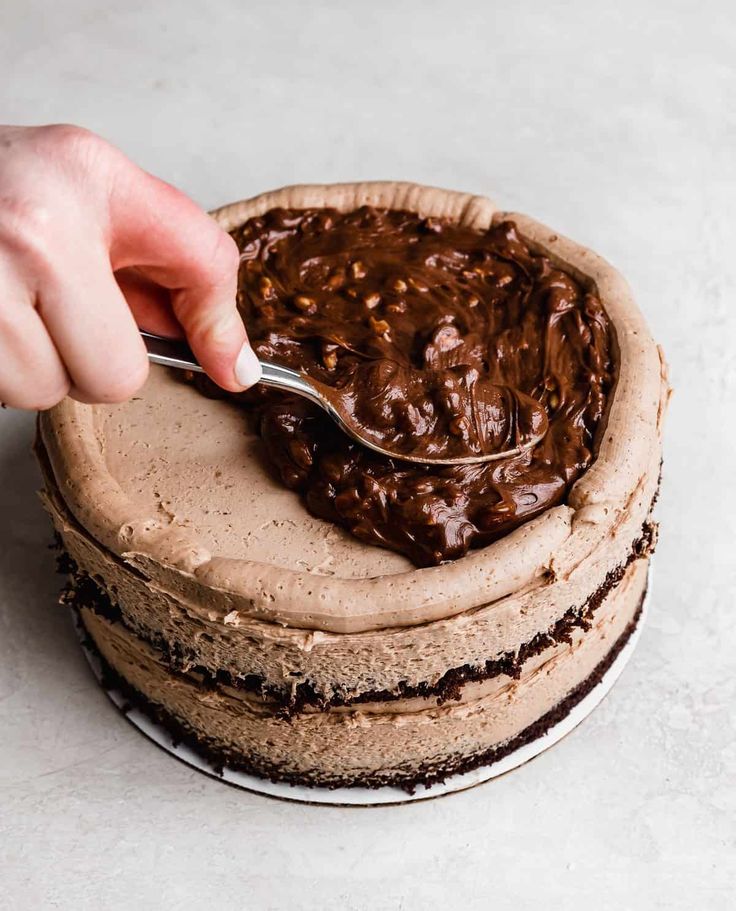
left=75, top=571, right=650, bottom=806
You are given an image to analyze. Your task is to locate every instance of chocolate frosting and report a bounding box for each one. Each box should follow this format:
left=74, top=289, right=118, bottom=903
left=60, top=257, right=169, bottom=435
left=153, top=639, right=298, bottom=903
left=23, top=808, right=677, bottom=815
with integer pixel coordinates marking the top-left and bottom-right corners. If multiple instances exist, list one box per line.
left=315, top=359, right=549, bottom=463
left=208, top=207, right=614, bottom=566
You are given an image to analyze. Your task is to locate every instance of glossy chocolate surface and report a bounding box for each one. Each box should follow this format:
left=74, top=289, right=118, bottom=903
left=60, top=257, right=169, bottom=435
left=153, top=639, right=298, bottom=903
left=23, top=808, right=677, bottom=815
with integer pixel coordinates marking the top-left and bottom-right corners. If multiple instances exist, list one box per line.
left=218, top=207, right=614, bottom=566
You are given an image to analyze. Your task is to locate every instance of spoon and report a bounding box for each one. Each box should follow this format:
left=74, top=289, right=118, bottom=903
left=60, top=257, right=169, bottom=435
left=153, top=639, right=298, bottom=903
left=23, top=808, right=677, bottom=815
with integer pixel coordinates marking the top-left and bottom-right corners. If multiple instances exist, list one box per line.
left=141, top=331, right=547, bottom=465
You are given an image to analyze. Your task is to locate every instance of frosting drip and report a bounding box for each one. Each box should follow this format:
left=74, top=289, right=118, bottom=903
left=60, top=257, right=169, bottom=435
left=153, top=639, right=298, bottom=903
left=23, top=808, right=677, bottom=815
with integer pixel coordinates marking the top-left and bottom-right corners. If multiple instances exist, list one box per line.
left=198, top=207, right=614, bottom=567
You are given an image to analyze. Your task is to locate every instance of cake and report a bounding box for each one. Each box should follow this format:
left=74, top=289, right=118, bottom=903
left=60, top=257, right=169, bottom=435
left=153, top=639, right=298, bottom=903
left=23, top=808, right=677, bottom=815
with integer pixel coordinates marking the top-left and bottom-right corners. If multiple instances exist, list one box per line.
left=38, top=182, right=669, bottom=792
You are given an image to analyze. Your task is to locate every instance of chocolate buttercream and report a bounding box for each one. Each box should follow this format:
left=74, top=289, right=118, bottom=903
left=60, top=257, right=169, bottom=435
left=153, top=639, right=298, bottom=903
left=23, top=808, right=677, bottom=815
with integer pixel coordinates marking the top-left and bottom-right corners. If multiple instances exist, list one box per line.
left=214, top=208, right=615, bottom=566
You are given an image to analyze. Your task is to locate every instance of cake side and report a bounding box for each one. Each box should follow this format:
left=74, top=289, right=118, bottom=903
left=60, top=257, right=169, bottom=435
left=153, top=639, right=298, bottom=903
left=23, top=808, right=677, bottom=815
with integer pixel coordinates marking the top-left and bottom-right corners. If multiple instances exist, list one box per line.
left=72, top=559, right=648, bottom=791
left=38, top=412, right=660, bottom=706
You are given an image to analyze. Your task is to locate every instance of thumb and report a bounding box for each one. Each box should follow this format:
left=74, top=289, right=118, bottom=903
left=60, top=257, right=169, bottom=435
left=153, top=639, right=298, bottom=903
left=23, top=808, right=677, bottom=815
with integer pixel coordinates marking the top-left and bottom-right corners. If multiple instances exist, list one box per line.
left=109, top=165, right=261, bottom=391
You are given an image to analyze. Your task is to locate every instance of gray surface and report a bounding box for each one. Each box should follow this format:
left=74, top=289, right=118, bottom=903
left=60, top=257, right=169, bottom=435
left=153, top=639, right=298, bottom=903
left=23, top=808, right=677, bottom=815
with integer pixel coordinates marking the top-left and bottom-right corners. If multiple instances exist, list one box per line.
left=1, top=1, right=735, bottom=908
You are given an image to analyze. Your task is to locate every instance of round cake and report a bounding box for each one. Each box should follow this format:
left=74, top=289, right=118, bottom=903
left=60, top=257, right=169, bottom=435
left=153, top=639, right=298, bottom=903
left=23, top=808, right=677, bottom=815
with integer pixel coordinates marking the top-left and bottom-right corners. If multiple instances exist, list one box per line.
left=38, top=182, right=669, bottom=792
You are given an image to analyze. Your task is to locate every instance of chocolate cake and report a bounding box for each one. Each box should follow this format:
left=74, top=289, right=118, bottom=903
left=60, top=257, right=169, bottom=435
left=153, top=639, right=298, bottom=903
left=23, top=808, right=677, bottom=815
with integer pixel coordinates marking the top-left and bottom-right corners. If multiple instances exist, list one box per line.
left=38, top=182, right=669, bottom=791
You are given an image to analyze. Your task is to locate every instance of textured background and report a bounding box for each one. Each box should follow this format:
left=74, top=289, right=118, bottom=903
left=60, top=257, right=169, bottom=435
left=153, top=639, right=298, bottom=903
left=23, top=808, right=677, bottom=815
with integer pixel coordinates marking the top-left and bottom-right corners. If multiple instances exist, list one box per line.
left=1, top=1, right=734, bottom=908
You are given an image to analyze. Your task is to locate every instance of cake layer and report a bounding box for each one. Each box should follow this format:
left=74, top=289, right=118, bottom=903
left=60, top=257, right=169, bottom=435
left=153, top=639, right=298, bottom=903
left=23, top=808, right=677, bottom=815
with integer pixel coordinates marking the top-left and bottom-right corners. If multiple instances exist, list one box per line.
left=77, top=559, right=648, bottom=790
left=41, top=433, right=659, bottom=703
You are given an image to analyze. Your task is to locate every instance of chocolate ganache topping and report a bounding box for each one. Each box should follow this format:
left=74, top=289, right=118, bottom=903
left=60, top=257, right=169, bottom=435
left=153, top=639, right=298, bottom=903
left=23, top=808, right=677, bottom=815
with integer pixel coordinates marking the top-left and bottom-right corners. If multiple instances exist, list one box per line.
left=203, top=206, right=614, bottom=567
left=313, top=360, right=549, bottom=463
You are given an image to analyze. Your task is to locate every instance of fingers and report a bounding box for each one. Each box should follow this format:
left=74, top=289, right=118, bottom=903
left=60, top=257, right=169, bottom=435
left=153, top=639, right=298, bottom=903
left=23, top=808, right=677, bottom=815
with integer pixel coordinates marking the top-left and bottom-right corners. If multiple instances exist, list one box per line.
left=37, top=246, right=150, bottom=404
left=115, top=268, right=183, bottom=339
left=0, top=275, right=70, bottom=410
left=108, top=169, right=261, bottom=391
left=170, top=276, right=262, bottom=391
left=0, top=124, right=259, bottom=410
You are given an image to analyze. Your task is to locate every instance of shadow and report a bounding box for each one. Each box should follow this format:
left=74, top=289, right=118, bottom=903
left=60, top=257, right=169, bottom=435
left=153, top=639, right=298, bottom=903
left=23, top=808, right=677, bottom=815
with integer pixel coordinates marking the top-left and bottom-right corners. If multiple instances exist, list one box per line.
left=0, top=412, right=78, bottom=665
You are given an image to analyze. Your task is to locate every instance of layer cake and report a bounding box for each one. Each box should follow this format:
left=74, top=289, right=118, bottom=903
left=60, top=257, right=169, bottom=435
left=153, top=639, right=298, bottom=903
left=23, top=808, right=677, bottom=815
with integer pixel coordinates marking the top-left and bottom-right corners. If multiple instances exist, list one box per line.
left=38, top=182, right=669, bottom=791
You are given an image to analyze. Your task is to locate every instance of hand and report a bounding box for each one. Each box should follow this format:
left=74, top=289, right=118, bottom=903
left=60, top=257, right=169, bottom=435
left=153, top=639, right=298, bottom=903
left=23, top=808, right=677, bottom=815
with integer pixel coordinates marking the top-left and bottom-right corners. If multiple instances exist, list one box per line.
left=0, top=124, right=261, bottom=410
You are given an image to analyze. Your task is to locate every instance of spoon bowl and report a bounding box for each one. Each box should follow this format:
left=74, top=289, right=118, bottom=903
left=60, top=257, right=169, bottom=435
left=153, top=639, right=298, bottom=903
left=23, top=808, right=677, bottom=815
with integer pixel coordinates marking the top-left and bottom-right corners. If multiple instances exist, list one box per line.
left=141, top=332, right=547, bottom=465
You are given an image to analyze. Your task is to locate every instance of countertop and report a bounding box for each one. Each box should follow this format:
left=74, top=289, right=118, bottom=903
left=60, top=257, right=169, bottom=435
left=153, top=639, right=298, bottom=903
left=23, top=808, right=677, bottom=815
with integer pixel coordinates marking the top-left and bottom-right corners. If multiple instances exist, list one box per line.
left=1, top=1, right=734, bottom=908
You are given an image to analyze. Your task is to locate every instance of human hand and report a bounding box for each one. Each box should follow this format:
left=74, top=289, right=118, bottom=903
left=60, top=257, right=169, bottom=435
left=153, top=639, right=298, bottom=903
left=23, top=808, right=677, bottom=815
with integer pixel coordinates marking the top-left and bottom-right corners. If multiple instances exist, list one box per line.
left=0, top=124, right=261, bottom=410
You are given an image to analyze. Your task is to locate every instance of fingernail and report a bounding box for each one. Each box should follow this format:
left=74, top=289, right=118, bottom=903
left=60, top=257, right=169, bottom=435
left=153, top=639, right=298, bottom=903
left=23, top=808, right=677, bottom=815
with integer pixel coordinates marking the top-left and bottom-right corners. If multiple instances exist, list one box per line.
left=234, top=343, right=262, bottom=389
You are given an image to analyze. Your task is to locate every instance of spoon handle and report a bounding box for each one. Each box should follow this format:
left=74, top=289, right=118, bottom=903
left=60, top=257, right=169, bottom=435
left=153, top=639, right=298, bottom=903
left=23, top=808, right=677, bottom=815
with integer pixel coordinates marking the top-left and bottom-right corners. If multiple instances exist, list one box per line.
left=141, top=331, right=204, bottom=373
left=140, top=331, right=325, bottom=406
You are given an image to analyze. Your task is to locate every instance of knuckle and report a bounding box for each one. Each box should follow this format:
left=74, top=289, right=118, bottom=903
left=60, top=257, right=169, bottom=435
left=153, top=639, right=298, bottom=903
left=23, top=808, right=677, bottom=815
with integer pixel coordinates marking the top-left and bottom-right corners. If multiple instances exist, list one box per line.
left=0, top=197, right=55, bottom=260
left=198, top=230, right=240, bottom=286
left=0, top=124, right=111, bottom=259
left=187, top=310, right=240, bottom=360
left=172, top=288, right=229, bottom=344
left=30, top=124, right=115, bottom=192
left=39, top=123, right=106, bottom=162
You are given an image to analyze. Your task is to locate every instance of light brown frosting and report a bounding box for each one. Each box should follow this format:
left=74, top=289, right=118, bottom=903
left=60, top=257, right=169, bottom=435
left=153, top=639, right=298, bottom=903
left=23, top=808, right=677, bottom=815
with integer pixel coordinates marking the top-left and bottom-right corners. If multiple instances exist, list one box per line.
left=39, top=183, right=669, bottom=634
left=40, top=437, right=660, bottom=696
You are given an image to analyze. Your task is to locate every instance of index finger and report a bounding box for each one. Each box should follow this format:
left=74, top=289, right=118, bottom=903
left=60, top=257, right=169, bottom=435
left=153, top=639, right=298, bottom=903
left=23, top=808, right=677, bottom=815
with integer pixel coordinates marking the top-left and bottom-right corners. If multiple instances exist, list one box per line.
left=108, top=166, right=261, bottom=391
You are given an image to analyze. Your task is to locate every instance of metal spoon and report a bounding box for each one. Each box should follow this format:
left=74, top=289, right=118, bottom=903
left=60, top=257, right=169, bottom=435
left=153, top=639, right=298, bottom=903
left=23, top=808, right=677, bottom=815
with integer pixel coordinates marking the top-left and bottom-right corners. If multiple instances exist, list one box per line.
left=141, top=331, right=546, bottom=465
